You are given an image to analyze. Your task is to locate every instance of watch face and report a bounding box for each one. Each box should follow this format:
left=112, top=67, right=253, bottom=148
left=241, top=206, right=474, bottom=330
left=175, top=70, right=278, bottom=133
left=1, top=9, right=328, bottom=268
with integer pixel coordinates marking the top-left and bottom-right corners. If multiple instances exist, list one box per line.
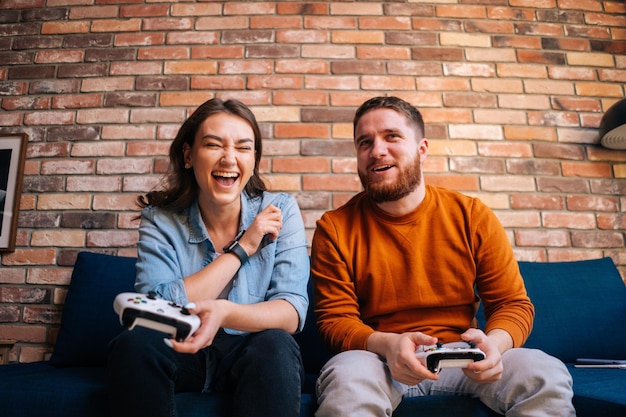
left=224, top=240, right=237, bottom=252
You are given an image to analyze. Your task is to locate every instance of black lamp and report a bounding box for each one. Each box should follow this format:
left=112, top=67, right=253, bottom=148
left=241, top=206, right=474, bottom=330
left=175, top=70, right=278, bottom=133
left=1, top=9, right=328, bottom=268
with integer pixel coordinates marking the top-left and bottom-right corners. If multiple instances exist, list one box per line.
left=598, top=98, right=626, bottom=150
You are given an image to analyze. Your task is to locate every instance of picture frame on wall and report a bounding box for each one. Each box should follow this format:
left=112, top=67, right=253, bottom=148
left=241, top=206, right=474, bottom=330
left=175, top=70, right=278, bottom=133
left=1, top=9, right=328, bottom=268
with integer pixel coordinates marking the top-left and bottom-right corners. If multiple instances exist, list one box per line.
left=0, top=133, right=27, bottom=252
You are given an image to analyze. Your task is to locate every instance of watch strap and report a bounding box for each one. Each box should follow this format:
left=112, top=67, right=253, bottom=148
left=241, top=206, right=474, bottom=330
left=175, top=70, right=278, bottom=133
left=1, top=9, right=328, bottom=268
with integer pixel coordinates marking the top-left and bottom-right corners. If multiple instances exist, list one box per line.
left=224, top=240, right=249, bottom=265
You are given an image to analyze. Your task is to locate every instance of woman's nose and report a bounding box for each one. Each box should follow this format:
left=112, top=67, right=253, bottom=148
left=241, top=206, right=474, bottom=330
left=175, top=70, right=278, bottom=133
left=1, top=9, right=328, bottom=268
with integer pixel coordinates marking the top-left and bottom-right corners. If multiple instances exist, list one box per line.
left=220, top=146, right=237, bottom=164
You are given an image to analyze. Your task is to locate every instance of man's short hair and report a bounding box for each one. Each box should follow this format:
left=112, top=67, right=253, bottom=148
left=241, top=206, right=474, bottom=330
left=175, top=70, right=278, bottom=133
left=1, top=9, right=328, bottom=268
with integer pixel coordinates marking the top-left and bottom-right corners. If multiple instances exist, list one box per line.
left=353, top=96, right=425, bottom=139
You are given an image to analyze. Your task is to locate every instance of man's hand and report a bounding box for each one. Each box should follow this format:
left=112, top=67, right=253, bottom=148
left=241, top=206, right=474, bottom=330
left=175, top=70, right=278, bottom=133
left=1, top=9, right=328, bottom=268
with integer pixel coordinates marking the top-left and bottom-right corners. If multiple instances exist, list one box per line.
left=367, top=331, right=440, bottom=385
left=461, top=328, right=511, bottom=384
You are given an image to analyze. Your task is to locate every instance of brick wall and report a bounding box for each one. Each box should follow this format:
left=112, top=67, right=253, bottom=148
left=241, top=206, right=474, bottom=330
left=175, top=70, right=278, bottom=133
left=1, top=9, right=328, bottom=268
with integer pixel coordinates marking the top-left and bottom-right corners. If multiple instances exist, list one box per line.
left=0, top=1, right=625, bottom=363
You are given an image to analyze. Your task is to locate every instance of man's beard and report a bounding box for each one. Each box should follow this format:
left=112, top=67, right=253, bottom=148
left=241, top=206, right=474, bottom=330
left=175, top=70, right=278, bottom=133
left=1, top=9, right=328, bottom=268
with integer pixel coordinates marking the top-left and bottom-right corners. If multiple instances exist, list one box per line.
left=358, top=152, right=422, bottom=203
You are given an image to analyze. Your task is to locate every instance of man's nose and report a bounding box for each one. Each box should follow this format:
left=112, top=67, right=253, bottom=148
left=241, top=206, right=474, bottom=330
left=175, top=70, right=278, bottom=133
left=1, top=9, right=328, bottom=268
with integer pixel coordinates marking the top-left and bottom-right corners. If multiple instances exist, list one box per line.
left=370, top=137, right=388, bottom=157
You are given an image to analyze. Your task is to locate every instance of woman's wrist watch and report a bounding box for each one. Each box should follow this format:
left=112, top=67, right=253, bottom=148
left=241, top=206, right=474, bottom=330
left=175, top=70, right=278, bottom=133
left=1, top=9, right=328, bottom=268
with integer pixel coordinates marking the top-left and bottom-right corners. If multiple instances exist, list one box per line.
left=223, top=232, right=249, bottom=265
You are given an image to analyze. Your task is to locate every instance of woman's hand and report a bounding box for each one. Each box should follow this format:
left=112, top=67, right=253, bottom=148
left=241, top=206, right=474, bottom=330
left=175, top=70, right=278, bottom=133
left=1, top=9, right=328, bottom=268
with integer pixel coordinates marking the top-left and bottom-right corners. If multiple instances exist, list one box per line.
left=238, top=204, right=282, bottom=256
left=166, top=300, right=226, bottom=353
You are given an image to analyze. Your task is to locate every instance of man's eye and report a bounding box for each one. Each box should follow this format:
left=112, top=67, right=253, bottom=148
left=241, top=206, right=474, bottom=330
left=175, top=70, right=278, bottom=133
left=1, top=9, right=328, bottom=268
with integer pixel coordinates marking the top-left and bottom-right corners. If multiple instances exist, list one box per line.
left=206, top=143, right=222, bottom=148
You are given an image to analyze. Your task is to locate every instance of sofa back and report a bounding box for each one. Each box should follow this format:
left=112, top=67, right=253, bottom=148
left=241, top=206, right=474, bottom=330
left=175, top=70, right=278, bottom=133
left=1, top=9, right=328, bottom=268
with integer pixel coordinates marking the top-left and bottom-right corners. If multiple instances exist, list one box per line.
left=50, top=252, right=136, bottom=367
left=478, top=257, right=626, bottom=363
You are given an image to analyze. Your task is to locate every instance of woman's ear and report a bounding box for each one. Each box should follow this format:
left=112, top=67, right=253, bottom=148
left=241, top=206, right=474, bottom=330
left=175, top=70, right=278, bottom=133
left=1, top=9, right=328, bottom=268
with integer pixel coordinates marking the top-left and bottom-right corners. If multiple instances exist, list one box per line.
left=182, top=142, right=192, bottom=168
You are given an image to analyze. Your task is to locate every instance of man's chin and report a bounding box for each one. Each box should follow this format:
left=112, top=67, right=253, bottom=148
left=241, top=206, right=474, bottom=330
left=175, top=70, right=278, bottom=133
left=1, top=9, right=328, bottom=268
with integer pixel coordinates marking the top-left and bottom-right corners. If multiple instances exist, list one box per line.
left=365, top=187, right=408, bottom=203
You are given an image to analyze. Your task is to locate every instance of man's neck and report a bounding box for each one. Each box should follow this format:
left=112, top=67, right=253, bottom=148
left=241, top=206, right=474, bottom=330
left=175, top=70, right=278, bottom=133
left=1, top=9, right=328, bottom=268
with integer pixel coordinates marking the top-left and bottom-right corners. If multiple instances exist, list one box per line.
left=374, top=183, right=427, bottom=217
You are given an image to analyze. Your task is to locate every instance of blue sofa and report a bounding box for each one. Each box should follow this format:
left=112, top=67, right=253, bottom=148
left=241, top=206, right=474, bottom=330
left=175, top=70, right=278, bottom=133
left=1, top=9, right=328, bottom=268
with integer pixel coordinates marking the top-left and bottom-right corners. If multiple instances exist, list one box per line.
left=1, top=251, right=625, bottom=416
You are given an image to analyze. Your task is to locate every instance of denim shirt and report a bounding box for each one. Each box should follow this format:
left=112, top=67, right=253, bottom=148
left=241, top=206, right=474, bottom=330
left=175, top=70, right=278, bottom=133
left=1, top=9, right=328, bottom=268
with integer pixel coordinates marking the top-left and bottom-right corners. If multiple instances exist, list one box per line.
left=134, top=191, right=310, bottom=334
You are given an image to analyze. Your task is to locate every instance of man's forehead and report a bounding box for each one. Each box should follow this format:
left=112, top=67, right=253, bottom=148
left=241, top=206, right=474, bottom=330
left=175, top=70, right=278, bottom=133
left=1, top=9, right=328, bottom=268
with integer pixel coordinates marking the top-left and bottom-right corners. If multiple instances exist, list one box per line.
left=355, top=108, right=413, bottom=134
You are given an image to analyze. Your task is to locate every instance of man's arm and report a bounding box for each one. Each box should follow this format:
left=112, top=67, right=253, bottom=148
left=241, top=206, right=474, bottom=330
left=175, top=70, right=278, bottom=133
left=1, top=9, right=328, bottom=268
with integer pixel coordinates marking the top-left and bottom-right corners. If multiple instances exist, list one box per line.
left=311, top=214, right=376, bottom=353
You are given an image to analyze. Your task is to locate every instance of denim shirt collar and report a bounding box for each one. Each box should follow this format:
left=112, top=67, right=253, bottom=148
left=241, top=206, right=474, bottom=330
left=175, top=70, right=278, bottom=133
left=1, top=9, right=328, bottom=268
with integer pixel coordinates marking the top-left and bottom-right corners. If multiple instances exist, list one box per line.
left=187, top=192, right=256, bottom=247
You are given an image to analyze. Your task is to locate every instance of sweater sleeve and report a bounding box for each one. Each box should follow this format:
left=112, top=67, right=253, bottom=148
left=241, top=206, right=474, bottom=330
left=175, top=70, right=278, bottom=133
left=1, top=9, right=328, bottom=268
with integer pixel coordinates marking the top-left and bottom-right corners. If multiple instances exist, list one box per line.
left=311, top=213, right=375, bottom=353
left=471, top=200, right=535, bottom=347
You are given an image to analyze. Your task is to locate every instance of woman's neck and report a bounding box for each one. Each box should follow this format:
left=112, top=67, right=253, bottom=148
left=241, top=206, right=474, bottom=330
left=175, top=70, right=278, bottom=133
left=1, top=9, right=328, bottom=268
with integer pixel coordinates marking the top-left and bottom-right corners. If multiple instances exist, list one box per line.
left=198, top=198, right=242, bottom=246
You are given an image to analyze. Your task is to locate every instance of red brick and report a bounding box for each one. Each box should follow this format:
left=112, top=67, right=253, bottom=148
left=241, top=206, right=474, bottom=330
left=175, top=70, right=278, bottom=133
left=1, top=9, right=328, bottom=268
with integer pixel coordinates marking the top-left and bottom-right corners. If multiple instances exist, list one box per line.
left=572, top=231, right=624, bottom=248
left=273, top=157, right=330, bottom=173
left=304, top=16, right=356, bottom=29
left=87, top=230, right=139, bottom=247
left=274, top=123, right=329, bottom=139
left=598, top=214, right=626, bottom=230
left=119, top=4, right=169, bottom=18
left=66, top=176, right=121, bottom=192
left=41, top=21, right=90, bottom=35
left=487, top=7, right=535, bottom=21
left=91, top=18, right=142, bottom=33
left=1, top=249, right=57, bottom=266
left=0, top=325, right=47, bottom=344
left=137, top=46, right=189, bottom=60
left=568, top=195, right=619, bottom=212
left=515, top=230, right=569, bottom=247
left=544, top=212, right=596, bottom=229
left=69, top=5, right=118, bottom=19
left=302, top=174, right=361, bottom=192
left=562, top=162, right=613, bottom=178
left=496, top=211, right=541, bottom=228
left=511, top=194, right=565, bottom=210
left=115, top=33, right=165, bottom=46
left=278, top=3, right=328, bottom=16
left=250, top=15, right=302, bottom=29
left=171, top=3, right=221, bottom=17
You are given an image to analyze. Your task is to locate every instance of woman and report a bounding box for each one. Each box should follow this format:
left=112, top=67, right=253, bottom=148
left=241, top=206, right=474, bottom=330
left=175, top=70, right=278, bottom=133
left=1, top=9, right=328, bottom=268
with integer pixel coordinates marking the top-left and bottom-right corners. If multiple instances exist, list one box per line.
left=108, top=98, right=310, bottom=417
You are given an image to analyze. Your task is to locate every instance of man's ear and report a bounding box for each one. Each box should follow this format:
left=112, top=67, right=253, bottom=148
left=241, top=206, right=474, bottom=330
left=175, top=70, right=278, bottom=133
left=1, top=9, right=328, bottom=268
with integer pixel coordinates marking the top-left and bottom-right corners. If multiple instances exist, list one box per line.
left=419, top=138, right=429, bottom=161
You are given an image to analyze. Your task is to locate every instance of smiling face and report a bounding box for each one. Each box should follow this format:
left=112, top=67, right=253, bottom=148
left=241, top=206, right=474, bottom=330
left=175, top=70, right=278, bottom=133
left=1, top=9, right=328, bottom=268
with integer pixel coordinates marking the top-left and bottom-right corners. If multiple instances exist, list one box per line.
left=355, top=108, right=428, bottom=204
left=183, top=112, right=256, bottom=209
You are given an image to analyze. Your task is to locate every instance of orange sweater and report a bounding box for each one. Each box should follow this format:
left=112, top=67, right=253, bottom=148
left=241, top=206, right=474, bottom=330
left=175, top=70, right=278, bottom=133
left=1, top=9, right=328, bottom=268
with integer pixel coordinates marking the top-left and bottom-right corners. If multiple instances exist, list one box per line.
left=311, top=186, right=534, bottom=354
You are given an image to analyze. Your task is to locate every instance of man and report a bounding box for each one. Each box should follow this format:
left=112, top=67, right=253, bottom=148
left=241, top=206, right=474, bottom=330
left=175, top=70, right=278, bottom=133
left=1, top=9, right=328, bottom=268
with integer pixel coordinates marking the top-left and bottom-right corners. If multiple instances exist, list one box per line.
left=311, top=96, right=575, bottom=416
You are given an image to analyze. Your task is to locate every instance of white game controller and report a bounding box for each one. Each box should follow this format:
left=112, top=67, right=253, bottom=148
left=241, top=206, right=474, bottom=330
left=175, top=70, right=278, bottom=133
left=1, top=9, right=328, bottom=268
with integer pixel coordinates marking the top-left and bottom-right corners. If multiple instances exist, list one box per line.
left=416, top=342, right=486, bottom=373
left=114, top=292, right=200, bottom=342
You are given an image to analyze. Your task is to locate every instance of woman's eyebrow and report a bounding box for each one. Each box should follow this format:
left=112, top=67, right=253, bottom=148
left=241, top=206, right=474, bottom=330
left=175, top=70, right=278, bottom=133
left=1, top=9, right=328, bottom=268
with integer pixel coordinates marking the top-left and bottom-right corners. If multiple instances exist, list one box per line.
left=199, top=134, right=254, bottom=144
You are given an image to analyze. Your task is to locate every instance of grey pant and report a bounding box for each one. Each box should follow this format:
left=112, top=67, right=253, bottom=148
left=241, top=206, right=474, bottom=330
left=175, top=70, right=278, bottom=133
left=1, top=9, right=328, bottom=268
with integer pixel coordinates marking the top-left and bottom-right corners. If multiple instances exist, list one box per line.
left=316, top=348, right=575, bottom=417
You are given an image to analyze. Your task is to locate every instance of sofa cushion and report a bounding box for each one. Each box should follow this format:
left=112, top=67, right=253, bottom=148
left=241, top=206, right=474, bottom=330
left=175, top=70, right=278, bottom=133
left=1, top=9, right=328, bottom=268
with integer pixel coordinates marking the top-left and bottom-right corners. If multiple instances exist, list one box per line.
left=395, top=396, right=499, bottom=416
left=518, top=257, right=626, bottom=363
left=0, top=362, right=109, bottom=417
left=567, top=364, right=626, bottom=412
left=49, top=252, right=137, bottom=367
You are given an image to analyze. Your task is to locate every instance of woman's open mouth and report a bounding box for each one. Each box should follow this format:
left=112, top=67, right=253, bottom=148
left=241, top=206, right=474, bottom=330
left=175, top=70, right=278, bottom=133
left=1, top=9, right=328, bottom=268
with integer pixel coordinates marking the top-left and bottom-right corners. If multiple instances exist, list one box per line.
left=212, top=171, right=239, bottom=187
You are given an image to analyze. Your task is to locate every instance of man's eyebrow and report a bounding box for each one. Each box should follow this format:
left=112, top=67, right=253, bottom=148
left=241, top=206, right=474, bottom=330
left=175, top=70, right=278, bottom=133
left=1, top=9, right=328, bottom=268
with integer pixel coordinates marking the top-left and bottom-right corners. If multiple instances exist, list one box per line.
left=355, top=133, right=369, bottom=143
left=355, top=128, right=402, bottom=142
